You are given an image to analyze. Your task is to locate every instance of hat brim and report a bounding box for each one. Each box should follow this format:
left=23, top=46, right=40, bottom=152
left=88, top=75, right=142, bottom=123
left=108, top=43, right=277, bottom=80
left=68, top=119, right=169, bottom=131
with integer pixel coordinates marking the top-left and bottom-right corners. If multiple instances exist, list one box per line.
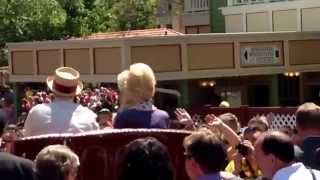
left=46, top=76, right=83, bottom=96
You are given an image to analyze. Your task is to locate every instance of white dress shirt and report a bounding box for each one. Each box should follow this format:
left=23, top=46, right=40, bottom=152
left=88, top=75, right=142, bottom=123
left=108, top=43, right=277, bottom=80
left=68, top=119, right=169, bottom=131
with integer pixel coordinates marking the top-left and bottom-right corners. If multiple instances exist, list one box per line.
left=273, top=162, right=320, bottom=180
left=24, top=99, right=99, bottom=137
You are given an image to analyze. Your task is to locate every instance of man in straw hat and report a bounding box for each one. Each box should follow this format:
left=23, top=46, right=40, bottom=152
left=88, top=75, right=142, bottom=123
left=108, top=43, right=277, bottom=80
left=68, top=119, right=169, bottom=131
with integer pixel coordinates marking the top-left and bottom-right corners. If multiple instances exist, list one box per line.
left=24, top=67, right=99, bottom=137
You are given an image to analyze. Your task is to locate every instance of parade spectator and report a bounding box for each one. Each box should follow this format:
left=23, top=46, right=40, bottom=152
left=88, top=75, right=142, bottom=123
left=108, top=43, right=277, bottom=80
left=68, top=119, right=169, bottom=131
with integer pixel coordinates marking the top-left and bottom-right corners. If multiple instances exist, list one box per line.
left=0, top=115, right=35, bottom=180
left=247, top=116, right=269, bottom=132
left=114, top=63, right=169, bottom=129
left=183, top=129, right=239, bottom=180
left=294, top=102, right=320, bottom=145
left=218, top=113, right=241, bottom=135
left=294, top=102, right=320, bottom=169
left=35, top=145, right=80, bottom=180
left=119, top=137, right=174, bottom=180
left=254, top=131, right=320, bottom=180
left=97, top=108, right=113, bottom=129
left=24, top=67, right=99, bottom=136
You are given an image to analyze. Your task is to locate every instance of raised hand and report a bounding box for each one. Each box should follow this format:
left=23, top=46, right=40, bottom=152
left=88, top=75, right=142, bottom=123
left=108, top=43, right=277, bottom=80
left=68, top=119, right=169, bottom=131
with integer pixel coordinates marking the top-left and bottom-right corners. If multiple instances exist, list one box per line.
left=174, top=108, right=193, bottom=126
left=205, top=114, right=223, bottom=128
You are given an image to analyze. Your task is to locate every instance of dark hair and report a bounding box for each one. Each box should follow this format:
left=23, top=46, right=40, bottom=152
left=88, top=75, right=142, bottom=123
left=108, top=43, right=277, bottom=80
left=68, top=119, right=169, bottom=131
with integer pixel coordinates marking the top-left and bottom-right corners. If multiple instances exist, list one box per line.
left=296, top=103, right=320, bottom=129
left=119, top=137, right=174, bottom=180
left=261, top=131, right=295, bottom=163
left=183, top=130, right=227, bottom=174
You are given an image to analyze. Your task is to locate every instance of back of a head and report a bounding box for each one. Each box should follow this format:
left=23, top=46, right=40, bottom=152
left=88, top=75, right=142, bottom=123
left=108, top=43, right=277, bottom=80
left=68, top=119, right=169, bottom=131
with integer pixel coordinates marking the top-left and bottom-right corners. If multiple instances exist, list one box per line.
left=260, top=131, right=295, bottom=163
left=296, top=102, right=320, bottom=130
left=183, top=129, right=227, bottom=174
left=127, top=63, right=156, bottom=102
left=35, top=145, right=80, bottom=180
left=119, top=137, right=173, bottom=180
left=218, top=113, right=240, bottom=133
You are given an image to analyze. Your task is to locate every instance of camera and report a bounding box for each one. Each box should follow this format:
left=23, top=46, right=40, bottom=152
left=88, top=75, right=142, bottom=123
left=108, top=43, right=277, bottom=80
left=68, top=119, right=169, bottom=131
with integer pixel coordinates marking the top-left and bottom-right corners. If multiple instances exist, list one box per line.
left=236, top=143, right=249, bottom=156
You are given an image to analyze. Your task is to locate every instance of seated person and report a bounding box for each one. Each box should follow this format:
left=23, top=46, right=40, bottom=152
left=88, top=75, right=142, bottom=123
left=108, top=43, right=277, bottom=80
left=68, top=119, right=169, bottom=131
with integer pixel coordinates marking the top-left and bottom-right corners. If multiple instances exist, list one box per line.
left=97, top=108, right=113, bottom=129
left=24, top=67, right=99, bottom=136
left=118, top=137, right=174, bottom=180
left=114, top=63, right=169, bottom=129
left=35, top=144, right=80, bottom=180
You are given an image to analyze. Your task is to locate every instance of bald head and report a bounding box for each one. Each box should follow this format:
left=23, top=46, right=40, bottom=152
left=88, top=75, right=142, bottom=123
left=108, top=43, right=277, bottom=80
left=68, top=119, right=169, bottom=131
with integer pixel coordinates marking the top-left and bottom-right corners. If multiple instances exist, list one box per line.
left=254, top=131, right=295, bottom=178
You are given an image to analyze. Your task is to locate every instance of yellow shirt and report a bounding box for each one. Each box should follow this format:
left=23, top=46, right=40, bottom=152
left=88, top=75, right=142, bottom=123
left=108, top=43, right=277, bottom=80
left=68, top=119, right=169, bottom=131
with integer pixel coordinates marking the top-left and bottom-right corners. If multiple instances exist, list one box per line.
left=225, top=160, right=261, bottom=179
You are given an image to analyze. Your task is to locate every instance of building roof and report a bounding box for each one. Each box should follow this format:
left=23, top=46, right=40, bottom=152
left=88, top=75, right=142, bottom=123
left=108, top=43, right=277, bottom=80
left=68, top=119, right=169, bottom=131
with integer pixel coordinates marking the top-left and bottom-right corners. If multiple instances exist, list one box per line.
left=73, top=28, right=184, bottom=40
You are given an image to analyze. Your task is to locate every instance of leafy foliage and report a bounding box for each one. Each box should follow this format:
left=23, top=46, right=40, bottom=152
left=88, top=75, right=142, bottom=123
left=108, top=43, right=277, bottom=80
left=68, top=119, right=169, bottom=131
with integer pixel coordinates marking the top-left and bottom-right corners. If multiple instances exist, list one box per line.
left=108, top=0, right=159, bottom=31
left=0, top=0, right=160, bottom=65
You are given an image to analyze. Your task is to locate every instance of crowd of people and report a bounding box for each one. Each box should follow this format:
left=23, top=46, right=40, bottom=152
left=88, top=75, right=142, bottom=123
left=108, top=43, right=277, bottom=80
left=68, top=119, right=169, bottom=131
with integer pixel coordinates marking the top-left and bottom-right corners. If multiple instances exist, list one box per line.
left=0, top=64, right=319, bottom=180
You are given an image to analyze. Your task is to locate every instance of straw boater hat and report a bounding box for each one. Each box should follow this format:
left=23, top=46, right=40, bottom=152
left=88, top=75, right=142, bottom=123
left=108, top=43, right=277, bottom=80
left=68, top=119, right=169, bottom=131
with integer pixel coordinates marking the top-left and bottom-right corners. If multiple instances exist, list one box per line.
left=46, top=67, right=83, bottom=96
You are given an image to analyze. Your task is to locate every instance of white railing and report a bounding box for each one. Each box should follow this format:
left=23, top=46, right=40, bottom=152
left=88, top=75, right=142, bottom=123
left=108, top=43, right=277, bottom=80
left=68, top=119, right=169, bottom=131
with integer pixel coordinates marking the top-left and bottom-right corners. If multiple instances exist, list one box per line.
left=184, top=0, right=209, bottom=12
left=228, top=0, right=297, bottom=6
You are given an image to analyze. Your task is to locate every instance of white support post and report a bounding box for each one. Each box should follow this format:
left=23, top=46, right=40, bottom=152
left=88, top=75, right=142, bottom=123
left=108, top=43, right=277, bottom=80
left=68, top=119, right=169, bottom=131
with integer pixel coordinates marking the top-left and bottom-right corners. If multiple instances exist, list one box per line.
left=180, top=43, right=189, bottom=72
left=242, top=12, right=247, bottom=32
left=283, top=40, right=290, bottom=71
left=234, top=42, right=241, bottom=73
left=297, top=8, right=302, bottom=32
left=60, top=48, right=64, bottom=67
left=33, top=49, right=37, bottom=75
left=121, top=40, right=131, bottom=70
left=89, top=48, right=94, bottom=74
left=269, top=10, right=273, bottom=32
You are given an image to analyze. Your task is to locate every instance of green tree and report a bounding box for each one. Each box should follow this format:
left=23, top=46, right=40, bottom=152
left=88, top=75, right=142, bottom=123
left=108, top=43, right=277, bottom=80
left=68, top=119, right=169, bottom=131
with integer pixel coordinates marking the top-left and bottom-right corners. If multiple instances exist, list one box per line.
left=0, top=0, right=161, bottom=65
left=85, top=0, right=116, bottom=33
left=108, top=0, right=159, bottom=31
left=0, top=0, right=66, bottom=43
left=0, top=0, right=66, bottom=65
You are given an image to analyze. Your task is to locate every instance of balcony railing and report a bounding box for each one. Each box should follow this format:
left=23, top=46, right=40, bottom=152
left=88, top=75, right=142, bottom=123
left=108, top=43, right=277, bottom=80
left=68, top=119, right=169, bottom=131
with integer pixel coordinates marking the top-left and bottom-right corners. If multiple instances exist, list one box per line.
left=184, top=0, right=209, bottom=12
left=228, top=0, right=297, bottom=6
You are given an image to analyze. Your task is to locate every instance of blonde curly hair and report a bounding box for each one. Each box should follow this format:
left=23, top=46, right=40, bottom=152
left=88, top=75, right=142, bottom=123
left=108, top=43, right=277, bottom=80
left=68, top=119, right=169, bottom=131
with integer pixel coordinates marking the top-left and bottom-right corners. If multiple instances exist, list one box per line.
left=117, top=63, right=156, bottom=108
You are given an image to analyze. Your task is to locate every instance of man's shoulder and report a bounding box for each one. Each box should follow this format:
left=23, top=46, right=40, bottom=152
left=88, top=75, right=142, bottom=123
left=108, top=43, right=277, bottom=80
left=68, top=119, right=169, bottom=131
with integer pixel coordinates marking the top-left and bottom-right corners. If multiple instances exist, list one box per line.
left=153, top=109, right=169, bottom=117
left=116, top=109, right=142, bottom=117
left=76, top=105, right=97, bottom=117
left=273, top=162, right=317, bottom=180
left=29, top=103, right=49, bottom=112
left=0, top=152, right=33, bottom=167
left=0, top=152, right=34, bottom=180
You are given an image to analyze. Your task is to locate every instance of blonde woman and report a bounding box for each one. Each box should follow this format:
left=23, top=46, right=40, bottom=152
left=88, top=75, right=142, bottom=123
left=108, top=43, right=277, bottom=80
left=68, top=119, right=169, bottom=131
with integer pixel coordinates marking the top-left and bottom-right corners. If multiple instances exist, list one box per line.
left=114, top=63, right=169, bottom=129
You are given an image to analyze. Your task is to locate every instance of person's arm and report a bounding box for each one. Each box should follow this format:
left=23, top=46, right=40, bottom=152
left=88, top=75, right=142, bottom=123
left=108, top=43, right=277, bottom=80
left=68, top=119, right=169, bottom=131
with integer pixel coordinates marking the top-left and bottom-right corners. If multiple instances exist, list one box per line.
left=205, top=114, right=241, bottom=147
left=174, top=108, right=195, bottom=130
